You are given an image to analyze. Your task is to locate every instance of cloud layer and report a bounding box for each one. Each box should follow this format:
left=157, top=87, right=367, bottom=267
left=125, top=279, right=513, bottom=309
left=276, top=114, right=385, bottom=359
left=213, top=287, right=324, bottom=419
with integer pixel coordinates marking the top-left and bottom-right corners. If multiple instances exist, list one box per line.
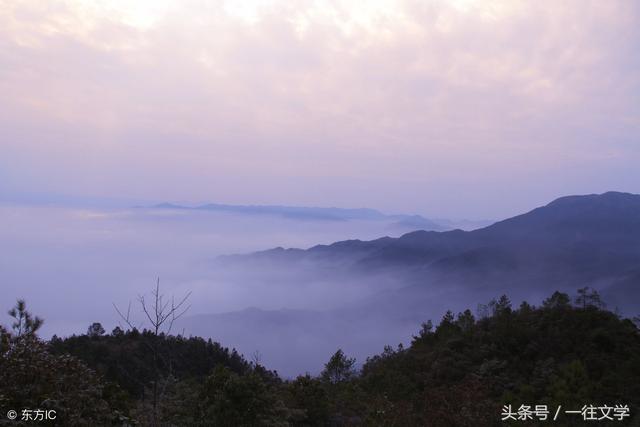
left=1, top=0, right=639, bottom=217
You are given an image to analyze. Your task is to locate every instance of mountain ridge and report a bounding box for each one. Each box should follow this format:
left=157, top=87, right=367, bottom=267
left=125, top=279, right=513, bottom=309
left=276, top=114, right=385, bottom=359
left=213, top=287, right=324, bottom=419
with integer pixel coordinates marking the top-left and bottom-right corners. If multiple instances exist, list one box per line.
left=222, top=191, right=640, bottom=309
left=146, top=201, right=450, bottom=230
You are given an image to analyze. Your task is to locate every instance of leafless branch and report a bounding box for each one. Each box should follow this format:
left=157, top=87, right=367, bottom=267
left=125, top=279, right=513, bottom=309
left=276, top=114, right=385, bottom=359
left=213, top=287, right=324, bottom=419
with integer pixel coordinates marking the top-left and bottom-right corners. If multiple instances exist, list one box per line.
left=113, top=301, right=142, bottom=330
left=112, top=277, right=192, bottom=424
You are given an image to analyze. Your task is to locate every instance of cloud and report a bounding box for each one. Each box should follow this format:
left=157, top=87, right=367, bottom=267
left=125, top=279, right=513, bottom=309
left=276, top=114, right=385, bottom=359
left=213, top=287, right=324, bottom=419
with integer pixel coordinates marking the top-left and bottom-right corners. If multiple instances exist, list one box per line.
left=0, top=0, right=639, bottom=217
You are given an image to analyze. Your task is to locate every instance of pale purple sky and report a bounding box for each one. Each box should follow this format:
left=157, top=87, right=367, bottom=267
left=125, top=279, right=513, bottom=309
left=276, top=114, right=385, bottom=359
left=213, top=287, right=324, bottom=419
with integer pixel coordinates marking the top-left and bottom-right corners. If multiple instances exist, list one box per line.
left=1, top=0, right=639, bottom=219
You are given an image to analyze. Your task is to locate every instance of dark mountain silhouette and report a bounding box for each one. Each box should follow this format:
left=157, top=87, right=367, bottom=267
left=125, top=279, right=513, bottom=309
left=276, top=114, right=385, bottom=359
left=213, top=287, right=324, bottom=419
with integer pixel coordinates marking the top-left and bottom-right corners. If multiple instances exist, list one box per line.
left=229, top=191, right=640, bottom=297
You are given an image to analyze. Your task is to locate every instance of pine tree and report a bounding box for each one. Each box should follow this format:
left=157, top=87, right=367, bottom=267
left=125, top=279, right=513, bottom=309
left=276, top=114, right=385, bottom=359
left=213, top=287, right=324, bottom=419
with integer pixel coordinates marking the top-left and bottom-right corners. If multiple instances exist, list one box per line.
left=321, top=349, right=356, bottom=384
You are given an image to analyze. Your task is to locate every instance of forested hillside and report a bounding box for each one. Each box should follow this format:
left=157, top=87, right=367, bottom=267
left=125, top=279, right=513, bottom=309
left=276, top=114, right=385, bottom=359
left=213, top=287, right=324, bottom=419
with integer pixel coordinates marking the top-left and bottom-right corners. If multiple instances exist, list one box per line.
left=1, top=289, right=639, bottom=426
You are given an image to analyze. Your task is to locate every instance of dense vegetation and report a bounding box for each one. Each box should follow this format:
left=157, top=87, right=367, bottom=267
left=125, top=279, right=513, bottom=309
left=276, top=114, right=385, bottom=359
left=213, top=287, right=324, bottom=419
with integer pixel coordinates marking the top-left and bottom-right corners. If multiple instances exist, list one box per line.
left=1, top=288, right=639, bottom=426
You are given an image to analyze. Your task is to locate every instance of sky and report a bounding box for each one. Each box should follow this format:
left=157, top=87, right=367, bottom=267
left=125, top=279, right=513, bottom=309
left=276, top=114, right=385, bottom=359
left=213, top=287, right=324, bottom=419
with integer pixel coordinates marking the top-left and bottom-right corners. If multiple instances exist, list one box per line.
left=1, top=0, right=639, bottom=219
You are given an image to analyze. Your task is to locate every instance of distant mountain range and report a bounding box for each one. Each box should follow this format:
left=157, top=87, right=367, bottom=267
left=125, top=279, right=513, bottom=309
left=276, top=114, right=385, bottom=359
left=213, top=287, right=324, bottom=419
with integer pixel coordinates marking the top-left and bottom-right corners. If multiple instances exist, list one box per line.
left=224, top=191, right=640, bottom=300
left=148, top=202, right=486, bottom=231
left=182, top=191, right=640, bottom=375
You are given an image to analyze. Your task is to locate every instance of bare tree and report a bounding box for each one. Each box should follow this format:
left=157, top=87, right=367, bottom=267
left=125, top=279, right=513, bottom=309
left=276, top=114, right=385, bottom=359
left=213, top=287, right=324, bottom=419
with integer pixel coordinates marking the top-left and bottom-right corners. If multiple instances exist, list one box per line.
left=113, top=278, right=191, bottom=426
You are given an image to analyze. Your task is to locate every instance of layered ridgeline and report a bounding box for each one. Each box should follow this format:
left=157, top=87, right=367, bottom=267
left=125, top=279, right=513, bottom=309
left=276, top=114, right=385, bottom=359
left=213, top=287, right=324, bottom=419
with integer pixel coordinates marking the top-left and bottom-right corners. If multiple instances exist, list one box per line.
left=183, top=192, right=640, bottom=376
left=216, top=191, right=640, bottom=311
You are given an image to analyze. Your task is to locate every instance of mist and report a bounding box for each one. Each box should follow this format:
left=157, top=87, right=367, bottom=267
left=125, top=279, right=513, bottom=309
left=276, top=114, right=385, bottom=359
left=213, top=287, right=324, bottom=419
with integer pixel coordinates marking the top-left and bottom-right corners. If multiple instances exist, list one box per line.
left=0, top=202, right=430, bottom=365
left=4, top=193, right=636, bottom=377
